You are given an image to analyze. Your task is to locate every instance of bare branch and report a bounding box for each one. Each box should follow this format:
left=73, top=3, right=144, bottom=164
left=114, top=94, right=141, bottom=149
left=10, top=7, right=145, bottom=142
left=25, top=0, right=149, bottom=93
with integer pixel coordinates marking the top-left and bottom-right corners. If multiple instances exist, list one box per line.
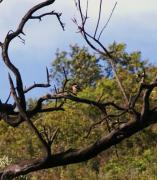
left=41, top=126, right=59, bottom=147
left=98, top=2, right=117, bottom=40
left=94, top=0, right=102, bottom=38
left=74, top=0, right=129, bottom=105
left=1, top=0, right=62, bottom=111
left=8, top=74, right=51, bottom=157
left=24, top=67, right=51, bottom=93
left=5, top=92, right=11, bottom=104
left=30, top=11, right=65, bottom=30
left=2, top=111, right=157, bottom=178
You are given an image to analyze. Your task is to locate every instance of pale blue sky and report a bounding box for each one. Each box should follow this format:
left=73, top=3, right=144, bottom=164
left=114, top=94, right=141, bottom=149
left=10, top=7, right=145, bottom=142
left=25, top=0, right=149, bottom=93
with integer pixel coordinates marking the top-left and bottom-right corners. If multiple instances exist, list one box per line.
left=0, top=0, right=157, bottom=101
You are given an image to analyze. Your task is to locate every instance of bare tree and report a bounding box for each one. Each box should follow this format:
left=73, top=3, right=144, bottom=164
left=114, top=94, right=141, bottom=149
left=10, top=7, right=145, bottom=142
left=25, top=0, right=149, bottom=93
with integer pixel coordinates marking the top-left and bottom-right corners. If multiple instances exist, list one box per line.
left=0, top=0, right=157, bottom=179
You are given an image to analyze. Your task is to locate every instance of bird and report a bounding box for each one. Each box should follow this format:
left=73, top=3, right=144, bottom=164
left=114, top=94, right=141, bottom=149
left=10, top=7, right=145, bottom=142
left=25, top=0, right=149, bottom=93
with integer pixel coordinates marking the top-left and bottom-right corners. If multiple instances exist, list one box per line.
left=136, top=71, right=145, bottom=83
left=71, top=84, right=80, bottom=95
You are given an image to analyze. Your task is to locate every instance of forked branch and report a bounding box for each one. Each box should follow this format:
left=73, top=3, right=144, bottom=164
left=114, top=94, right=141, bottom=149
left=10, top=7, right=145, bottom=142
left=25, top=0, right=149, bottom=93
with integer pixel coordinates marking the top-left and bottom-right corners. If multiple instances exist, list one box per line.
left=74, top=0, right=129, bottom=105
left=24, top=67, right=51, bottom=93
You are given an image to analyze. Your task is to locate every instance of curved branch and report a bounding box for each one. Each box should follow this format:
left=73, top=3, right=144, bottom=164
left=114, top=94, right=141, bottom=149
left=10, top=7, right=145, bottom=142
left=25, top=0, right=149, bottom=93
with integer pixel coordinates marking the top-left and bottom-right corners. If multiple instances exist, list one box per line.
left=24, top=67, right=51, bottom=93
left=1, top=0, right=58, bottom=110
left=1, top=110, right=157, bottom=178
left=32, top=93, right=127, bottom=114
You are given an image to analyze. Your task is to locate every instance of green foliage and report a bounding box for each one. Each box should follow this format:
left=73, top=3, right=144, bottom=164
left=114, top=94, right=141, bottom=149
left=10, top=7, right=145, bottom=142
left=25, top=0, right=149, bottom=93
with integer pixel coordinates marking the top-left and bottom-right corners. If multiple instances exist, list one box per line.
left=1, top=42, right=157, bottom=179
left=107, top=42, right=147, bottom=72
left=50, top=44, right=102, bottom=88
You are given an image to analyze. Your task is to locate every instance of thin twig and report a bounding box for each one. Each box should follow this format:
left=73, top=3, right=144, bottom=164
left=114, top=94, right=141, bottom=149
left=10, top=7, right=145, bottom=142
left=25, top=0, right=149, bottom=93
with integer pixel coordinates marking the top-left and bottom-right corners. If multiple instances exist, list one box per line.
left=24, top=67, right=50, bottom=93
left=98, top=2, right=117, bottom=40
left=94, top=0, right=102, bottom=38
left=5, top=92, right=11, bottom=104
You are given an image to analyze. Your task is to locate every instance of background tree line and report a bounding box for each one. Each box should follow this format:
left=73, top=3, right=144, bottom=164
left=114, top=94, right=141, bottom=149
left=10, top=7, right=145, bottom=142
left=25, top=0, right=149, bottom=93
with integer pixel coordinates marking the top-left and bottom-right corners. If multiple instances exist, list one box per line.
left=0, top=43, right=157, bottom=179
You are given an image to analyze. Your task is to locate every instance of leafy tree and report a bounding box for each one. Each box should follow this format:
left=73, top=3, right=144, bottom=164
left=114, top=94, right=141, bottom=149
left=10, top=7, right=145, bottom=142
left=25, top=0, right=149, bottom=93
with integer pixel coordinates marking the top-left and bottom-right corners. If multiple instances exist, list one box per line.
left=102, top=42, right=147, bottom=75
left=51, top=44, right=102, bottom=88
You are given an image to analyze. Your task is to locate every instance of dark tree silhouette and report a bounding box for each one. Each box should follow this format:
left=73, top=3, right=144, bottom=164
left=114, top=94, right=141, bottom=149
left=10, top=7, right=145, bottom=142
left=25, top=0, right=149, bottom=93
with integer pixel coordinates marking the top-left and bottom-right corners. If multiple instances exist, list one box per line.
left=0, top=0, right=157, bottom=179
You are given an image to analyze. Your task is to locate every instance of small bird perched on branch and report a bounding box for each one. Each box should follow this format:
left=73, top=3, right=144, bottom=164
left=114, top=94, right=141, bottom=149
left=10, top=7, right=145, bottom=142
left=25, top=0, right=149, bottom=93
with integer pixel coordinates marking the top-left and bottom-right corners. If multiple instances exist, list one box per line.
left=71, top=84, right=80, bottom=95
left=136, top=70, right=146, bottom=83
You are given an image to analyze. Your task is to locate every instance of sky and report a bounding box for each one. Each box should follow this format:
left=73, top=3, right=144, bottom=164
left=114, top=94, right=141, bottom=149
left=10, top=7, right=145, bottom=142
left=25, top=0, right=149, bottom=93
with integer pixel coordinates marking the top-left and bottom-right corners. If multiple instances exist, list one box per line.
left=0, top=0, right=157, bottom=101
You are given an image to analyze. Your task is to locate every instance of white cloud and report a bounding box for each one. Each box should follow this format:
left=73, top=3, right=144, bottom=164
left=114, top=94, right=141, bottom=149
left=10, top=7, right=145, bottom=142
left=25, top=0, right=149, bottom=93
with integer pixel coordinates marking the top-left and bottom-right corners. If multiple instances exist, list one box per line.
left=0, top=0, right=156, bottom=45
left=0, top=0, right=157, bottom=99
left=117, top=0, right=157, bottom=15
left=0, top=0, right=156, bottom=63
left=0, top=0, right=156, bottom=62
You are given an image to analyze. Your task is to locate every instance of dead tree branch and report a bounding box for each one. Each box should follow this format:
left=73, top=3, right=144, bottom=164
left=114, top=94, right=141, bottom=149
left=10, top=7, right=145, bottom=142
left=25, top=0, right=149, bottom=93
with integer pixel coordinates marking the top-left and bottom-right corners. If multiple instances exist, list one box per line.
left=74, top=0, right=129, bottom=105
left=0, top=0, right=156, bottom=179
left=1, top=110, right=157, bottom=178
left=24, top=67, right=51, bottom=93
